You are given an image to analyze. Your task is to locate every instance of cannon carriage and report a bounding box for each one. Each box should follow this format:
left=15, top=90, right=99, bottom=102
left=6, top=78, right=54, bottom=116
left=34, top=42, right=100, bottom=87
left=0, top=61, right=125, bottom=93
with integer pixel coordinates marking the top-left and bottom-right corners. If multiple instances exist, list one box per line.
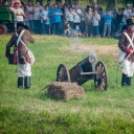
left=56, top=54, right=108, bottom=90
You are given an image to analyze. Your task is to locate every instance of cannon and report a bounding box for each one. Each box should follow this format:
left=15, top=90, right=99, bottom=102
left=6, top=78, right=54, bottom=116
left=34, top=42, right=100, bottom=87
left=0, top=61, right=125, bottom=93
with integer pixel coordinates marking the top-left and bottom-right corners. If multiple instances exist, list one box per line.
left=56, top=54, right=108, bottom=90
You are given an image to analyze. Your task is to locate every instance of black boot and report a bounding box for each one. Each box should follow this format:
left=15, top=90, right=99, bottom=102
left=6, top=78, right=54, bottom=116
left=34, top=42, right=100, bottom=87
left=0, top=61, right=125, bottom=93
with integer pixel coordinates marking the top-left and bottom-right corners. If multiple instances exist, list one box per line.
left=24, top=77, right=30, bottom=89
left=18, top=77, right=23, bottom=89
left=121, top=73, right=127, bottom=86
left=127, top=77, right=131, bottom=86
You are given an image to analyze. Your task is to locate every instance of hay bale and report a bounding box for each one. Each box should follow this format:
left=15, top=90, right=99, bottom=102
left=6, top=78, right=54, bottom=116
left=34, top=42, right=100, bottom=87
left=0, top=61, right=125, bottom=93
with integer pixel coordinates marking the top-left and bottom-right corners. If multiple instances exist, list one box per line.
left=47, top=82, right=85, bottom=101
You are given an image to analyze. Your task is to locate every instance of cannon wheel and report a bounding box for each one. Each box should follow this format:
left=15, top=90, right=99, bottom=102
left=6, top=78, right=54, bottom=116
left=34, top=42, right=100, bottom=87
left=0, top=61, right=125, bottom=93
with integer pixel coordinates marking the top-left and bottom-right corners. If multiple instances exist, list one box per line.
left=0, top=24, right=7, bottom=34
left=56, top=64, right=70, bottom=82
left=94, top=61, right=108, bottom=90
left=0, top=24, right=5, bottom=35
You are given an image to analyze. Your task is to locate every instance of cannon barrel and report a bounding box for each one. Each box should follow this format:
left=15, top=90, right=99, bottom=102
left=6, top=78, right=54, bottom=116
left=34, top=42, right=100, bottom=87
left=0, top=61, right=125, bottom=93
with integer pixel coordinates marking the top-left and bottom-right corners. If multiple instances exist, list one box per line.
left=77, top=54, right=97, bottom=66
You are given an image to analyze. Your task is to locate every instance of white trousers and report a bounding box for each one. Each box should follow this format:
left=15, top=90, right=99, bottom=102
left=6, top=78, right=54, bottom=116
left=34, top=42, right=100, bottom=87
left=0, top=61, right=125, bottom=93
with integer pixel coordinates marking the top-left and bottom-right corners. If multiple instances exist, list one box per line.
left=122, top=60, right=134, bottom=77
left=18, top=63, right=31, bottom=77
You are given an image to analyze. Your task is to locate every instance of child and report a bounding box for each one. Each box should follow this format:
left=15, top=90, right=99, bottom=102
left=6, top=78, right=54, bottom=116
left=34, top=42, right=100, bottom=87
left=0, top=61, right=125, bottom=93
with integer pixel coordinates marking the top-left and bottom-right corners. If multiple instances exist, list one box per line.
left=74, top=25, right=82, bottom=36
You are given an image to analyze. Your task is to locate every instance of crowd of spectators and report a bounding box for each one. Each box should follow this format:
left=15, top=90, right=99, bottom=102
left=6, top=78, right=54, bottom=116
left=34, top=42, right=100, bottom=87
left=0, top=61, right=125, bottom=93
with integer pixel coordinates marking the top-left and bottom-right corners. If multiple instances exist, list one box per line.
left=4, top=0, right=134, bottom=38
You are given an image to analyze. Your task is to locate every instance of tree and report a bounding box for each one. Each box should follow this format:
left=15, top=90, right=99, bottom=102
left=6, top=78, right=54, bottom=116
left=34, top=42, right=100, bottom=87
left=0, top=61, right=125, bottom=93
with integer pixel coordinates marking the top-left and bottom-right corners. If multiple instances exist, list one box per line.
left=106, top=0, right=115, bottom=9
left=131, top=0, right=134, bottom=6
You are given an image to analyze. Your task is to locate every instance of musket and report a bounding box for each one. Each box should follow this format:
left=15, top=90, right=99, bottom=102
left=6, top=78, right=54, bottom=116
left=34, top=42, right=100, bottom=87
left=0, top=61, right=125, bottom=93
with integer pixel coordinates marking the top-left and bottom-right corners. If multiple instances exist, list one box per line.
left=41, top=84, right=51, bottom=90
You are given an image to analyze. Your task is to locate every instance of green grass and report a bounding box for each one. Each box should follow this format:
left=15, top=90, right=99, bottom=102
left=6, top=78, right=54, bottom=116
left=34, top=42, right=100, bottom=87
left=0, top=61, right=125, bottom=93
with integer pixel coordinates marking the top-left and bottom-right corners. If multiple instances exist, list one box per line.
left=0, top=35, right=134, bottom=134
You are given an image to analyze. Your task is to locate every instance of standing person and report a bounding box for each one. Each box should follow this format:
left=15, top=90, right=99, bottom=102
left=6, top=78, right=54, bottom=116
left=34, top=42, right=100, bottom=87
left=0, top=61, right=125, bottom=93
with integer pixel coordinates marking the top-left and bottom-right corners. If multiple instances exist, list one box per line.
left=113, top=8, right=123, bottom=36
left=63, top=0, right=70, bottom=8
left=102, top=9, right=114, bottom=37
left=118, top=19, right=134, bottom=86
left=72, top=0, right=80, bottom=9
left=5, top=22, right=35, bottom=89
left=85, top=6, right=93, bottom=37
left=130, top=7, right=134, bottom=18
left=40, top=5, right=50, bottom=35
left=23, top=2, right=29, bottom=27
left=65, top=6, right=74, bottom=28
left=48, top=3, right=63, bottom=35
left=46, top=0, right=52, bottom=10
left=33, top=1, right=43, bottom=34
left=92, top=9, right=101, bottom=38
left=10, top=0, right=21, bottom=7
left=81, top=8, right=86, bottom=37
left=73, top=5, right=82, bottom=29
left=6, top=22, right=34, bottom=89
left=27, top=1, right=34, bottom=32
left=123, top=4, right=132, bottom=20
left=9, top=1, right=24, bottom=31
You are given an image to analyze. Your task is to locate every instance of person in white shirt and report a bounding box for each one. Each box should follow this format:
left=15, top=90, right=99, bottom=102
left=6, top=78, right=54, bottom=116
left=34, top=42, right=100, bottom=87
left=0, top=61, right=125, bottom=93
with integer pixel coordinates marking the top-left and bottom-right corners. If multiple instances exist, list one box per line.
left=92, top=9, right=101, bottom=38
left=73, top=5, right=82, bottom=29
left=123, top=4, right=132, bottom=24
left=66, top=6, right=74, bottom=28
left=9, top=1, right=24, bottom=31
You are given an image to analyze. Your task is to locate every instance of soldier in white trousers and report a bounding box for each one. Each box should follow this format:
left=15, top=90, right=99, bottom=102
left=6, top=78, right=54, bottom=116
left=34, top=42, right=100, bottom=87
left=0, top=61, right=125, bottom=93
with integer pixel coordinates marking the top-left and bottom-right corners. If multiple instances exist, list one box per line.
left=118, top=18, right=134, bottom=86
left=6, top=22, right=34, bottom=89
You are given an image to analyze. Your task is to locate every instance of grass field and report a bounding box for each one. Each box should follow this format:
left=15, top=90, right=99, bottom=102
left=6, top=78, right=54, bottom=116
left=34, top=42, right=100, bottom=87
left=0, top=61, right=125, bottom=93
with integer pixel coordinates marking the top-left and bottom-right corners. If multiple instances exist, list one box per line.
left=0, top=35, right=134, bottom=134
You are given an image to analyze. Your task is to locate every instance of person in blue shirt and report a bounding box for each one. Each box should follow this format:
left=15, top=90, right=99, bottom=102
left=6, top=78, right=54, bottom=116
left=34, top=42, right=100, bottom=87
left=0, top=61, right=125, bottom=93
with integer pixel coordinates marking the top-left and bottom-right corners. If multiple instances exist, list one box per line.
left=102, top=9, right=114, bottom=37
left=74, top=25, right=82, bottom=36
left=48, top=3, right=63, bottom=35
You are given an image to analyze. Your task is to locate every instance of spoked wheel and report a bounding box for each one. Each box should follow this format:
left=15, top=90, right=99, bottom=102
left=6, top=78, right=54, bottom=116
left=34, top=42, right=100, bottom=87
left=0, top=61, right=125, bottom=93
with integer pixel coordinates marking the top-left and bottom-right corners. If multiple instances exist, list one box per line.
left=94, top=61, right=108, bottom=90
left=56, top=64, right=70, bottom=82
left=2, top=25, right=8, bottom=34
left=0, top=24, right=5, bottom=35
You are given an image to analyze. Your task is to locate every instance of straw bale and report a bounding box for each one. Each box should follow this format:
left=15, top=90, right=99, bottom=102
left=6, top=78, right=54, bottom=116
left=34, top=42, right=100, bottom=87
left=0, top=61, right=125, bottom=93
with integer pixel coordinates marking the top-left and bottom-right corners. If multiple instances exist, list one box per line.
left=47, top=82, right=85, bottom=100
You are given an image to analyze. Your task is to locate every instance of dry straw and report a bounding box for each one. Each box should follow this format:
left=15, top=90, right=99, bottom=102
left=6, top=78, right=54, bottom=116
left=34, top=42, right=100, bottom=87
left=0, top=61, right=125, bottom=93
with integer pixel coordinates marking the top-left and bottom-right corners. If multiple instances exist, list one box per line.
left=47, top=82, right=85, bottom=101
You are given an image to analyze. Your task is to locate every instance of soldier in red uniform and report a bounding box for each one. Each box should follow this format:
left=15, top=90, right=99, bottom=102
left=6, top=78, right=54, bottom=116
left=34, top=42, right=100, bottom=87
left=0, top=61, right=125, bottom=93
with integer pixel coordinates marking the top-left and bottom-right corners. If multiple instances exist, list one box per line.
left=5, top=22, right=35, bottom=89
left=118, top=18, right=134, bottom=86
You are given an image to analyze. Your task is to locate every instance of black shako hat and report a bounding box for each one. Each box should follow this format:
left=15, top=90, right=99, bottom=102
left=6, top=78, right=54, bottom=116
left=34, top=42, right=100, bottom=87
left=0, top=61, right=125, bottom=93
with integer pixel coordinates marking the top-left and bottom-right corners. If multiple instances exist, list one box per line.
left=17, top=22, right=29, bottom=29
left=126, top=18, right=134, bottom=26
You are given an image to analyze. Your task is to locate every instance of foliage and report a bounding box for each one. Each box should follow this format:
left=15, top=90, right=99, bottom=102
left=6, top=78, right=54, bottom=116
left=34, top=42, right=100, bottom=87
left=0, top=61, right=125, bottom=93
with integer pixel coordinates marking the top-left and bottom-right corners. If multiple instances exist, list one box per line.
left=22, top=0, right=129, bottom=8
left=0, top=35, right=134, bottom=133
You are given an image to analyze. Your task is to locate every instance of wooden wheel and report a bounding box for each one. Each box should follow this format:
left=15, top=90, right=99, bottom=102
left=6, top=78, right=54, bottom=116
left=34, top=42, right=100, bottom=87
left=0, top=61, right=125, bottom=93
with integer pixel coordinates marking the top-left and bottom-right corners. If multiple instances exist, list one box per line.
left=2, top=25, right=7, bottom=33
left=0, top=24, right=7, bottom=34
left=94, top=61, right=108, bottom=90
left=0, top=24, right=5, bottom=35
left=56, top=64, right=70, bottom=82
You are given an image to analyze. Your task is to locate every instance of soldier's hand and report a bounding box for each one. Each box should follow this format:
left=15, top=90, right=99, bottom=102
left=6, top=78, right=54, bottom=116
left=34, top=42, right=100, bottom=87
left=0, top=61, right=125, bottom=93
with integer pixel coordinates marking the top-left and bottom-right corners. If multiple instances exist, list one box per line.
left=130, top=49, right=134, bottom=53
